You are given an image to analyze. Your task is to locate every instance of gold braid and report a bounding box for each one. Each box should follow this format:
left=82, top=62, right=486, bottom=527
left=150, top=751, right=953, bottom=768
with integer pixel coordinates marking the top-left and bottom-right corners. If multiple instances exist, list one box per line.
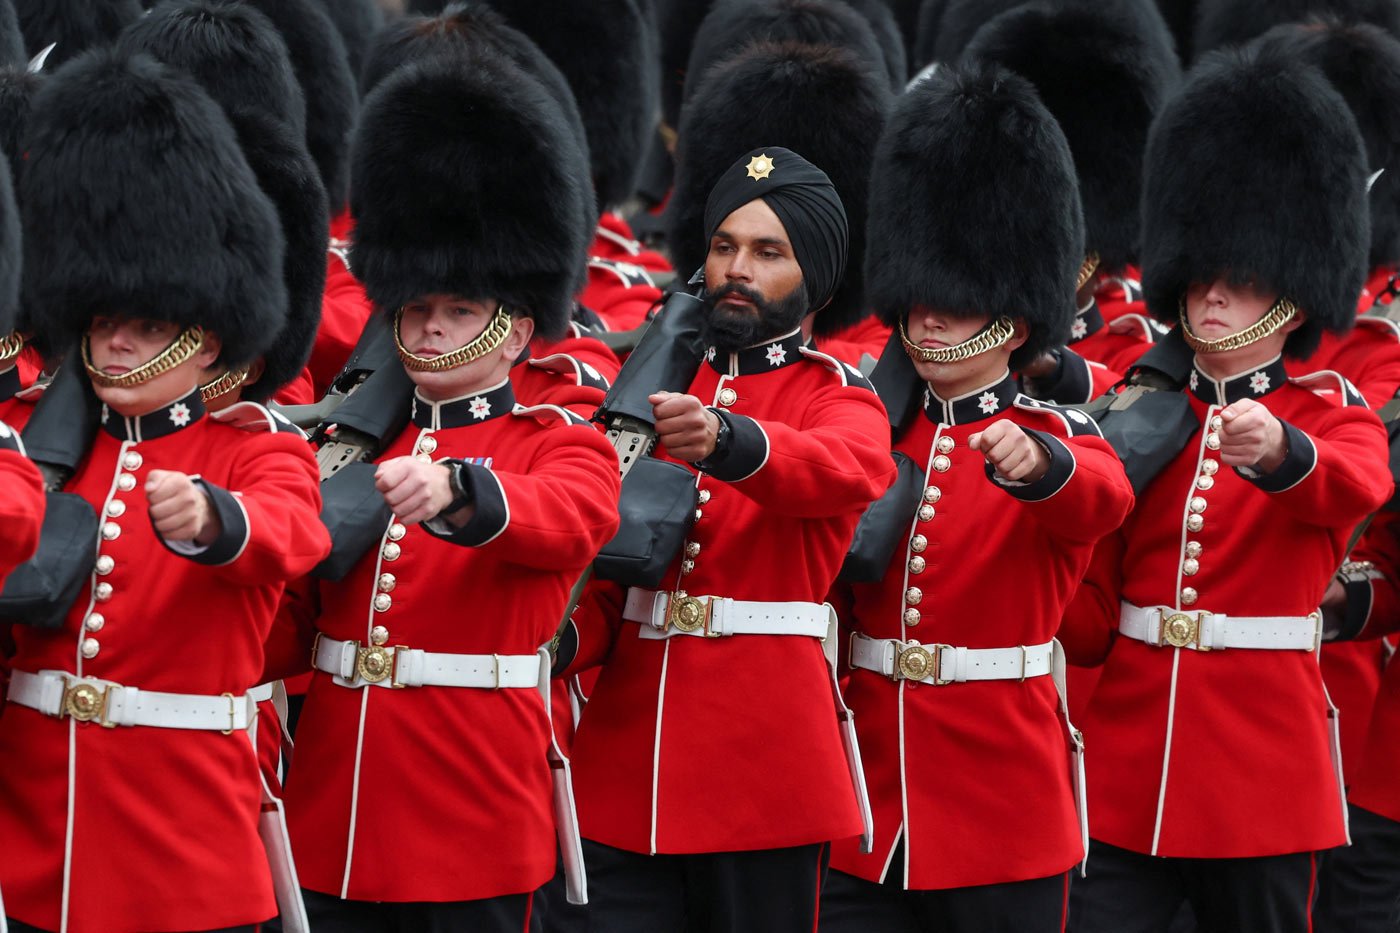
left=898, top=316, right=1017, bottom=364
left=394, top=305, right=514, bottom=372
left=1076, top=252, right=1101, bottom=292
left=1178, top=296, right=1298, bottom=354
left=83, top=326, right=206, bottom=388
left=0, top=331, right=22, bottom=367
left=199, top=366, right=250, bottom=403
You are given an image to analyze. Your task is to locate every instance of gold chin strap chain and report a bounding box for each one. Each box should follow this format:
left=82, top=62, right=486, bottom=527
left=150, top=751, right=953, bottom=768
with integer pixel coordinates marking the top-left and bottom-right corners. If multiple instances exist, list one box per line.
left=1178, top=296, right=1298, bottom=354
left=1076, top=252, right=1101, bottom=292
left=0, top=330, right=23, bottom=367
left=82, top=326, right=206, bottom=389
left=199, top=366, right=250, bottom=403
left=899, top=315, right=1017, bottom=364
left=394, top=304, right=514, bottom=373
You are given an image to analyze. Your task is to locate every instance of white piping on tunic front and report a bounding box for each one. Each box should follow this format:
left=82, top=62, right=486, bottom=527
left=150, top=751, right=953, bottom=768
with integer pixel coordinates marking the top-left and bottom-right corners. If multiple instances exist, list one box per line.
left=649, top=640, right=671, bottom=855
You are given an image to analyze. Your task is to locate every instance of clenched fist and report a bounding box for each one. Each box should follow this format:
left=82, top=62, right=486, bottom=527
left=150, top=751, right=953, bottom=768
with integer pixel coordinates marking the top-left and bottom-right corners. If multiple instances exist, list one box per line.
left=375, top=456, right=457, bottom=526
left=145, top=470, right=220, bottom=545
left=651, top=391, right=720, bottom=463
left=969, top=420, right=1050, bottom=483
left=1217, top=398, right=1286, bottom=472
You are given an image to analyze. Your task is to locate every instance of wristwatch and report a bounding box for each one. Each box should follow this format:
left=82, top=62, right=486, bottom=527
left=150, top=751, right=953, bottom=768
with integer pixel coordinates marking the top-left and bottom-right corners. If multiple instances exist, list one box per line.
left=443, top=460, right=475, bottom=514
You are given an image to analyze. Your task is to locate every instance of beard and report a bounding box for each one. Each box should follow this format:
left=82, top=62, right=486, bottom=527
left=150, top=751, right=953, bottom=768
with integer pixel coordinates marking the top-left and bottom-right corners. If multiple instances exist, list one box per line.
left=700, top=281, right=810, bottom=352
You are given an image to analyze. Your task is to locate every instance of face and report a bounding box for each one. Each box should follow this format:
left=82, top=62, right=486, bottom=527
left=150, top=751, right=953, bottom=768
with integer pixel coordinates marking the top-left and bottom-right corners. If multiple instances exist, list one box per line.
left=1184, top=279, right=1300, bottom=369
left=87, top=316, right=221, bottom=416
left=904, top=306, right=1026, bottom=395
left=703, top=199, right=809, bottom=351
left=398, top=294, right=533, bottom=401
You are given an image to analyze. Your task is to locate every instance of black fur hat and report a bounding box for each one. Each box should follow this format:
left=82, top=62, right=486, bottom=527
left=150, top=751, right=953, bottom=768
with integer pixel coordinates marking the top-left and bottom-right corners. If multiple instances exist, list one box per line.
left=484, top=0, right=657, bottom=210
left=0, top=0, right=24, bottom=69
left=1195, top=0, right=1400, bottom=53
left=349, top=54, right=590, bottom=340
left=359, top=3, right=588, bottom=188
left=865, top=63, right=1083, bottom=367
left=669, top=40, right=892, bottom=335
left=118, top=0, right=306, bottom=138
left=0, top=157, right=19, bottom=339
left=1141, top=43, right=1369, bottom=357
left=1154, top=0, right=1197, bottom=61
left=243, top=0, right=358, bottom=213
left=931, top=0, right=1022, bottom=62
left=657, top=0, right=718, bottom=129
left=1255, top=21, right=1400, bottom=269
left=0, top=68, right=39, bottom=186
left=312, top=0, right=383, bottom=81
left=119, top=1, right=327, bottom=400
left=21, top=48, right=286, bottom=367
left=965, top=0, right=1181, bottom=271
left=683, top=0, right=890, bottom=107
left=837, top=0, right=909, bottom=85
left=15, top=0, right=140, bottom=67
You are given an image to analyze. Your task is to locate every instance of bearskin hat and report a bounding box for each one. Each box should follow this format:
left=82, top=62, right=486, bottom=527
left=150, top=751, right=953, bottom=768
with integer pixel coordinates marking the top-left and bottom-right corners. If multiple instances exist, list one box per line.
left=120, top=1, right=327, bottom=401
left=1141, top=43, right=1369, bottom=357
left=0, top=157, right=18, bottom=339
left=669, top=40, right=891, bottom=335
left=0, top=0, right=23, bottom=69
left=484, top=0, right=657, bottom=210
left=836, top=0, right=909, bottom=84
left=657, top=0, right=718, bottom=130
left=1254, top=21, right=1400, bottom=269
left=1154, top=0, right=1197, bottom=61
left=0, top=69, right=38, bottom=185
left=683, top=0, right=890, bottom=108
left=965, top=0, right=1180, bottom=271
left=312, top=0, right=383, bottom=81
left=349, top=53, right=590, bottom=340
left=360, top=3, right=588, bottom=178
left=912, top=0, right=948, bottom=68
left=14, top=0, right=139, bottom=67
left=1195, top=0, right=1400, bottom=53
left=243, top=0, right=358, bottom=213
left=866, top=63, right=1083, bottom=368
left=930, top=0, right=1023, bottom=62
left=21, top=49, right=286, bottom=367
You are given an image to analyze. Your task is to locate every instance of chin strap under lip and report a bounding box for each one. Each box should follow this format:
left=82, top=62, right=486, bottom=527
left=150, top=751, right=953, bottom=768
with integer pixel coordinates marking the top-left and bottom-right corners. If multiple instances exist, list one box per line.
left=1178, top=296, right=1298, bottom=354
left=899, top=315, right=1017, bottom=365
left=394, top=304, right=513, bottom=373
left=83, top=326, right=206, bottom=389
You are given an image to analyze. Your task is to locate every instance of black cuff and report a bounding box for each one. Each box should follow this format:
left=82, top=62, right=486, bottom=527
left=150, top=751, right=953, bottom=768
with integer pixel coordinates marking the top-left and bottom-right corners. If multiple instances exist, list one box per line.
left=1235, top=420, right=1316, bottom=493
left=1022, top=349, right=1094, bottom=405
left=158, top=479, right=248, bottom=566
left=695, top=411, right=768, bottom=482
left=985, top=428, right=1075, bottom=502
left=551, top=620, right=579, bottom=677
left=1329, top=563, right=1380, bottom=641
left=421, top=462, right=509, bottom=547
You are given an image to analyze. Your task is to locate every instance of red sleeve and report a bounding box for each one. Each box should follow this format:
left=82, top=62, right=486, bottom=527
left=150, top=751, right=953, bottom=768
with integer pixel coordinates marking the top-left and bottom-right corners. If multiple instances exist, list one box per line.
left=260, top=576, right=319, bottom=682
left=560, top=578, right=627, bottom=675
left=1058, top=530, right=1127, bottom=666
left=990, top=431, right=1135, bottom=545
left=0, top=444, right=43, bottom=576
left=1338, top=511, right=1400, bottom=640
left=307, top=251, right=374, bottom=398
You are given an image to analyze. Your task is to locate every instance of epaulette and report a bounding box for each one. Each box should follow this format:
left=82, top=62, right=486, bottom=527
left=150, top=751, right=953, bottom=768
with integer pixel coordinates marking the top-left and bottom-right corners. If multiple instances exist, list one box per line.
left=327, top=241, right=351, bottom=270
left=798, top=346, right=877, bottom=392
left=1288, top=370, right=1369, bottom=408
left=1108, top=313, right=1169, bottom=343
left=1355, top=304, right=1400, bottom=341
left=512, top=403, right=593, bottom=428
left=588, top=256, right=656, bottom=289
left=212, top=401, right=310, bottom=436
left=1012, top=395, right=1105, bottom=438
left=528, top=353, right=611, bottom=391
left=0, top=418, right=25, bottom=454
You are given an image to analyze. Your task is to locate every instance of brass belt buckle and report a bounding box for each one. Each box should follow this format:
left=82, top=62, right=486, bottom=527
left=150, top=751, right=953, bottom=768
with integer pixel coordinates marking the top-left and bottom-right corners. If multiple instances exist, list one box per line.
left=356, top=643, right=406, bottom=686
left=1159, top=611, right=1208, bottom=650
left=667, top=591, right=711, bottom=634
left=62, top=680, right=114, bottom=728
left=896, top=641, right=954, bottom=685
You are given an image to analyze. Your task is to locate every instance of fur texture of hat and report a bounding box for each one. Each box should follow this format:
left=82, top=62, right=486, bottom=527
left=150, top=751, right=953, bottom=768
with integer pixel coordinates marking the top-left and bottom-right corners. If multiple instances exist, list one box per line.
left=15, top=0, right=139, bottom=67
left=484, top=0, right=657, bottom=210
left=0, top=157, right=19, bottom=339
left=0, top=0, right=24, bottom=69
left=1141, top=43, right=1369, bottom=356
left=965, top=0, right=1180, bottom=270
left=669, top=40, right=892, bottom=335
left=838, top=0, right=909, bottom=85
left=313, top=0, right=383, bottom=81
left=349, top=54, right=590, bottom=339
left=20, top=48, right=285, bottom=366
left=930, top=0, right=1022, bottom=62
left=865, top=62, right=1084, bottom=367
left=656, top=0, right=718, bottom=128
left=1195, top=0, right=1400, bottom=52
left=243, top=0, right=358, bottom=213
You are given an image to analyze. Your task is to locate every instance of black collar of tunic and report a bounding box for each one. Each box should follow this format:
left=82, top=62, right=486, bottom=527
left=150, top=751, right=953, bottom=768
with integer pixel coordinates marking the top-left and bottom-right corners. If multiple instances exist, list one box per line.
left=1188, top=355, right=1288, bottom=407
left=1068, top=299, right=1106, bottom=344
left=411, top=378, right=517, bottom=430
left=0, top=364, right=19, bottom=403
left=101, top=388, right=206, bottom=443
left=923, top=370, right=1019, bottom=427
left=705, top=328, right=806, bottom=377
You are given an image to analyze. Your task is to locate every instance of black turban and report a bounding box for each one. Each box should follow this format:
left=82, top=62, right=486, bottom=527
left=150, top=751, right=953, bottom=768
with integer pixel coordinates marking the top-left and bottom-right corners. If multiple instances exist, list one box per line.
left=702, top=146, right=849, bottom=313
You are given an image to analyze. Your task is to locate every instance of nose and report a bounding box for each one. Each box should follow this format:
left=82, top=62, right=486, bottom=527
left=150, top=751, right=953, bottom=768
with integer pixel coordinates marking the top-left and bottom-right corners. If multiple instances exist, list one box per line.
left=109, top=321, right=139, bottom=352
left=724, top=249, right=753, bottom=283
left=1203, top=280, right=1229, bottom=307
left=914, top=306, right=944, bottom=330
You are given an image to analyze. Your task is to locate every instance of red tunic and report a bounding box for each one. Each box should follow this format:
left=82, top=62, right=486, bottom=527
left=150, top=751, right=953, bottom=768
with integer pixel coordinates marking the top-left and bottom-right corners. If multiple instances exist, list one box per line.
left=579, top=213, right=670, bottom=332
left=830, top=374, right=1133, bottom=889
left=816, top=316, right=894, bottom=369
left=0, top=419, right=43, bottom=580
left=0, top=394, right=329, bottom=932
left=1065, top=358, right=1392, bottom=858
left=307, top=233, right=373, bottom=399
left=568, top=330, right=897, bottom=854
left=284, top=379, right=621, bottom=902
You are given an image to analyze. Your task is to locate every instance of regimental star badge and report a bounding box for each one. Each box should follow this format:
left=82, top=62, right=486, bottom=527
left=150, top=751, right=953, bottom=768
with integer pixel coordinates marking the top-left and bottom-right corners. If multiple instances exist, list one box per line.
left=765, top=342, right=788, bottom=366
left=1249, top=371, right=1271, bottom=395
left=1070, top=317, right=1088, bottom=340
left=746, top=153, right=775, bottom=181
left=468, top=396, right=492, bottom=420
left=168, top=402, right=191, bottom=427
left=977, top=391, right=999, bottom=414
left=1189, top=370, right=1199, bottom=391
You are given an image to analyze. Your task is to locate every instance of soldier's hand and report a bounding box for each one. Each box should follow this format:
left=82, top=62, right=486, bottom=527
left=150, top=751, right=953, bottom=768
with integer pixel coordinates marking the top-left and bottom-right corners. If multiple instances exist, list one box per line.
left=969, top=420, right=1049, bottom=483
left=651, top=391, right=721, bottom=463
left=145, top=469, right=220, bottom=545
left=375, top=456, right=454, bottom=526
left=1218, top=398, right=1286, bottom=472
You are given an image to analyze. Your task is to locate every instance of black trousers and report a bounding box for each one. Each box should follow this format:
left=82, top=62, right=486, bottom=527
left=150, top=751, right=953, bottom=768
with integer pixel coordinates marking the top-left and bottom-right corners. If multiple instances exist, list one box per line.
left=1069, top=840, right=1318, bottom=933
left=1315, top=804, right=1400, bottom=932
left=300, top=886, right=539, bottom=933
left=819, top=865, right=1069, bottom=933
left=6, top=922, right=254, bottom=933
left=580, top=838, right=828, bottom=933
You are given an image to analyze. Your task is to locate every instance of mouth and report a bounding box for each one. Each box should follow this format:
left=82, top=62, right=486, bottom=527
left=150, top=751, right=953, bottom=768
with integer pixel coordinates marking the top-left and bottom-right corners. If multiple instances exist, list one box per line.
left=919, top=338, right=947, bottom=349
left=101, top=365, right=131, bottom=375
left=411, top=347, right=444, bottom=357
left=718, top=295, right=756, bottom=310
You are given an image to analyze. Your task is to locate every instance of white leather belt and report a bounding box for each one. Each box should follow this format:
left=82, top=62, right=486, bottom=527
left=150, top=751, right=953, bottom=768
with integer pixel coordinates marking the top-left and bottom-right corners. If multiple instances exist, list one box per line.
left=8, top=670, right=254, bottom=732
left=1118, top=602, right=1321, bottom=651
left=849, top=633, right=1055, bottom=685
left=312, top=635, right=539, bottom=689
left=623, top=588, right=833, bottom=640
